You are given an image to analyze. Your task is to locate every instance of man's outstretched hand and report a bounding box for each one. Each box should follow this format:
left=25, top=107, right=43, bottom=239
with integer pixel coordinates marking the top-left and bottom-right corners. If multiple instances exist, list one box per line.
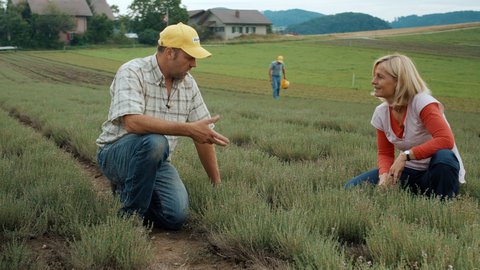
left=189, top=115, right=230, bottom=146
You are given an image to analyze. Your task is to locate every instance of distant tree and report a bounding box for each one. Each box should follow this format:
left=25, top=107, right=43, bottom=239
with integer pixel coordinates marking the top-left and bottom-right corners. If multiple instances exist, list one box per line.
left=111, top=19, right=132, bottom=44
left=0, top=1, right=75, bottom=48
left=30, top=4, right=75, bottom=48
left=287, top=12, right=391, bottom=35
left=263, top=9, right=324, bottom=28
left=0, top=1, right=31, bottom=47
left=391, top=11, right=480, bottom=28
left=86, top=14, right=114, bottom=43
left=110, top=4, right=120, bottom=17
left=129, top=0, right=188, bottom=41
left=115, top=14, right=134, bottom=33
left=137, top=28, right=158, bottom=45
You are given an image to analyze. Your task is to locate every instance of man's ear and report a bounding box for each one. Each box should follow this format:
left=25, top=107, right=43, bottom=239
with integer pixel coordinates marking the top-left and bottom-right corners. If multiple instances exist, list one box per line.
left=165, top=47, right=175, bottom=59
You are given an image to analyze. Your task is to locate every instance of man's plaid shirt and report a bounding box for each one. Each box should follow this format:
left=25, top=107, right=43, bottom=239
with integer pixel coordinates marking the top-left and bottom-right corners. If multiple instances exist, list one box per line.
left=96, top=54, right=212, bottom=154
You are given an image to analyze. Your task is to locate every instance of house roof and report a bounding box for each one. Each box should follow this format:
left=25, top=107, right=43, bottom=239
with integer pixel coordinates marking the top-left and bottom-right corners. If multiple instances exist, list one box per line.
left=188, top=9, right=205, bottom=18
left=207, top=8, right=272, bottom=25
left=12, top=0, right=93, bottom=16
left=91, top=0, right=115, bottom=20
left=11, top=0, right=118, bottom=18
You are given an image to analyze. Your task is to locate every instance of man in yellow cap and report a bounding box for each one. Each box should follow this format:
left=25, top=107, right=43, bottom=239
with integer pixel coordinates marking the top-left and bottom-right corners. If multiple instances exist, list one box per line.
left=96, top=22, right=229, bottom=230
left=269, top=55, right=287, bottom=99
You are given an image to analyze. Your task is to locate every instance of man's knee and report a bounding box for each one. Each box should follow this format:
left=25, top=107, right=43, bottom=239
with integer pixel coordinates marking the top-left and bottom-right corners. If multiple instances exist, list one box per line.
left=140, top=134, right=169, bottom=162
left=163, top=211, right=187, bottom=230
left=147, top=208, right=187, bottom=231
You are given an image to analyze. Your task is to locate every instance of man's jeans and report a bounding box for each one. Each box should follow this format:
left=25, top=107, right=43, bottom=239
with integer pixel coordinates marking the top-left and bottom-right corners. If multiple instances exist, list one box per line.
left=344, top=149, right=460, bottom=199
left=271, top=75, right=281, bottom=99
left=97, top=134, right=188, bottom=230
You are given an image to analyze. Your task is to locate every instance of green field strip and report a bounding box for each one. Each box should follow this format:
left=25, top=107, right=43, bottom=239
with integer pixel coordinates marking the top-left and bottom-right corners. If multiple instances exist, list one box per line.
left=28, top=51, right=123, bottom=74
left=1, top=26, right=480, bottom=267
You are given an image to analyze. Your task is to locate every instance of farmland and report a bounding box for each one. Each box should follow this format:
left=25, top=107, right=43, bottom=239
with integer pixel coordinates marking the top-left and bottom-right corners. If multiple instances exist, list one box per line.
left=1, top=23, right=480, bottom=269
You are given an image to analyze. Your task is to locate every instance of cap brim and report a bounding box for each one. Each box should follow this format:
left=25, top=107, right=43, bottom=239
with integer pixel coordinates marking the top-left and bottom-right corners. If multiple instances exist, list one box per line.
left=182, top=46, right=211, bottom=59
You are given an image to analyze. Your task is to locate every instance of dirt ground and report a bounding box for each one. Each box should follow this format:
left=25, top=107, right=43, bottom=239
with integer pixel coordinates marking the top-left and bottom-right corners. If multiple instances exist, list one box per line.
left=82, top=163, right=255, bottom=270
left=6, top=107, right=255, bottom=270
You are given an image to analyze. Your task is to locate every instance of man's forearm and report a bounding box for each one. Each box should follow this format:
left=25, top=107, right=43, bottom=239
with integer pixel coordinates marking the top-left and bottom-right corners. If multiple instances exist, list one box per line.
left=194, top=142, right=221, bottom=184
left=123, top=114, right=191, bottom=136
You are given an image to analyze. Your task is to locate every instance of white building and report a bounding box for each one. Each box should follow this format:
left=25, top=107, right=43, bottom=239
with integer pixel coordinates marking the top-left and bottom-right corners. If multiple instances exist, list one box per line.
left=189, top=8, right=272, bottom=40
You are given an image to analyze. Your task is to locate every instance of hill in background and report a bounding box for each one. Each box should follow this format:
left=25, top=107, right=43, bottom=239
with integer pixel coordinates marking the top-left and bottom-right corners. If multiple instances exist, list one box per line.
left=286, top=12, right=391, bottom=35
left=262, top=9, right=324, bottom=27
left=391, top=10, right=480, bottom=28
left=263, top=10, right=480, bottom=35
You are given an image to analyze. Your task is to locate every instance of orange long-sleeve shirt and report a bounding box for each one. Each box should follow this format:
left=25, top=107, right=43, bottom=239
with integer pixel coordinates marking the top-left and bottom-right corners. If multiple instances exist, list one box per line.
left=377, top=103, right=455, bottom=174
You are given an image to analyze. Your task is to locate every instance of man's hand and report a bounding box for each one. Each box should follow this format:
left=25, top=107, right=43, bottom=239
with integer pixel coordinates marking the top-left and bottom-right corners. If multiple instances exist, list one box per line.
left=189, top=115, right=230, bottom=146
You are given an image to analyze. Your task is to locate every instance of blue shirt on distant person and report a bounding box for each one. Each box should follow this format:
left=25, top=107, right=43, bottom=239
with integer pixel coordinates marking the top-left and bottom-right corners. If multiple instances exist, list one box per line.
left=269, top=60, right=284, bottom=76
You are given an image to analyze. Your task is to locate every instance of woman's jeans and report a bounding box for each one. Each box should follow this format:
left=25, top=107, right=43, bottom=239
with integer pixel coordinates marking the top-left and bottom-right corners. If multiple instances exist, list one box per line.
left=344, top=149, right=460, bottom=199
left=271, top=75, right=281, bottom=99
left=97, top=134, right=188, bottom=230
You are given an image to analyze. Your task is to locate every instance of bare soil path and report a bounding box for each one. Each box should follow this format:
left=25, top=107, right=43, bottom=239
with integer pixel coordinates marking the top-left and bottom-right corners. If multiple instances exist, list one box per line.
left=4, top=107, right=253, bottom=270
left=83, top=162, right=251, bottom=270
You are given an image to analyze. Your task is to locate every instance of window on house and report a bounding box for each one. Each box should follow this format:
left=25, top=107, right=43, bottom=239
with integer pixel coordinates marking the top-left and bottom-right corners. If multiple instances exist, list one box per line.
left=246, top=27, right=249, bottom=33
left=239, top=27, right=243, bottom=33
left=252, top=27, right=256, bottom=33
left=232, top=27, right=235, bottom=33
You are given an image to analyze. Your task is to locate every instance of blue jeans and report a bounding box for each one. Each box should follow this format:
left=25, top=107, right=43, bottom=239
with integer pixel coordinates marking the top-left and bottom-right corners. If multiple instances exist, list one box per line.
left=97, top=134, right=188, bottom=230
left=271, top=75, right=281, bottom=99
left=344, top=149, right=460, bottom=199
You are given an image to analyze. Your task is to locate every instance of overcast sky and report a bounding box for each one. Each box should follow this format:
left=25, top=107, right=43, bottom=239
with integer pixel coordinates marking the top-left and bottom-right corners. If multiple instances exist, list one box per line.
left=108, top=0, right=480, bottom=22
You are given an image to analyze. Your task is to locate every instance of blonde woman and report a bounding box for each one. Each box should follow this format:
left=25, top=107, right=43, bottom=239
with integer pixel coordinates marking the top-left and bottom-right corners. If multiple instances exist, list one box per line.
left=344, top=54, right=465, bottom=198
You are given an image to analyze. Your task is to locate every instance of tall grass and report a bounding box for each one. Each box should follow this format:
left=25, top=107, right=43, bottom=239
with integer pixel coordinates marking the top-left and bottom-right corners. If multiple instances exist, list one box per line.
left=0, top=110, right=152, bottom=269
left=1, top=27, right=479, bottom=268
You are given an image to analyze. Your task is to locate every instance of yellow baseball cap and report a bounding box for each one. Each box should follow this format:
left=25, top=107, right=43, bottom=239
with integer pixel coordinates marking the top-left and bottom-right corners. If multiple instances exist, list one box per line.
left=158, top=22, right=211, bottom=59
left=277, top=55, right=284, bottom=63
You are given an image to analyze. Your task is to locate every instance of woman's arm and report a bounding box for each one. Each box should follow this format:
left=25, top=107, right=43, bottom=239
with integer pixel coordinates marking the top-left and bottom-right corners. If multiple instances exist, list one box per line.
left=410, top=103, right=454, bottom=159
left=377, top=129, right=395, bottom=175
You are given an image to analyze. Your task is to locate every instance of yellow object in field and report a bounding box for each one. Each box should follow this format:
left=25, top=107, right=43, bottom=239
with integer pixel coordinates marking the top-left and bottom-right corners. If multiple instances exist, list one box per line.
left=281, top=78, right=290, bottom=89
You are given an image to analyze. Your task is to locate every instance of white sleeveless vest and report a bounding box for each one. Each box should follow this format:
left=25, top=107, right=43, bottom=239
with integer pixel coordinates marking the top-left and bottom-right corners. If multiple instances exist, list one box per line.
left=371, top=93, right=465, bottom=183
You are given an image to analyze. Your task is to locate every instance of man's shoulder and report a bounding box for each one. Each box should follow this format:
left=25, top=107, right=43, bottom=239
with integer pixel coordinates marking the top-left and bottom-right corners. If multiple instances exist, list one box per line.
left=120, top=55, right=155, bottom=72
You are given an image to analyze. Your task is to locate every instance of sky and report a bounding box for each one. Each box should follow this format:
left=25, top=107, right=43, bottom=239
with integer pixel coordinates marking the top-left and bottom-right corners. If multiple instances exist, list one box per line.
left=108, top=0, right=480, bottom=22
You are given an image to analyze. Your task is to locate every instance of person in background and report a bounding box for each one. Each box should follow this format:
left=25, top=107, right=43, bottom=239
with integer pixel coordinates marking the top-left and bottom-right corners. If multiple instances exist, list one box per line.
left=344, top=53, right=465, bottom=199
left=269, top=55, right=287, bottom=100
left=96, top=22, right=230, bottom=230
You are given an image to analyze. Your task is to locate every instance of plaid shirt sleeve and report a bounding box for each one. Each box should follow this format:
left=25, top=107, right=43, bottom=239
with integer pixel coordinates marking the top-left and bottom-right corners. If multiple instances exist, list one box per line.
left=109, top=64, right=146, bottom=124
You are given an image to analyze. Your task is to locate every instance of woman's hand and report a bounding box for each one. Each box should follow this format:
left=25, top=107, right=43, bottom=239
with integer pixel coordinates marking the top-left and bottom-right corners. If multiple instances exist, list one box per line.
left=387, top=153, right=408, bottom=184
left=378, top=173, right=395, bottom=187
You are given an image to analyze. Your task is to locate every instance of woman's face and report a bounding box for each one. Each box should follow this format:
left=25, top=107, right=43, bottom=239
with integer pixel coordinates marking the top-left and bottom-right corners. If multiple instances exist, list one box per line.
left=372, top=62, right=397, bottom=103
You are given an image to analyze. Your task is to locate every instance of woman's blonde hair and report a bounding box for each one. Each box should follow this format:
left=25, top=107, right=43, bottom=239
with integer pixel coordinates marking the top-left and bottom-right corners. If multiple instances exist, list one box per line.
left=373, top=53, right=430, bottom=109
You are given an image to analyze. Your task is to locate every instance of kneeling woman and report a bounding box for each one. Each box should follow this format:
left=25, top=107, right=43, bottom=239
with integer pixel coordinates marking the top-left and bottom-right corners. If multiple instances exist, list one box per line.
left=344, top=54, right=465, bottom=198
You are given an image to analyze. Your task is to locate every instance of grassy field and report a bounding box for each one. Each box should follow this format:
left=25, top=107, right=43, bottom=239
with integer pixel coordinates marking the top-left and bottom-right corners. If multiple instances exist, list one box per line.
left=1, top=24, right=479, bottom=269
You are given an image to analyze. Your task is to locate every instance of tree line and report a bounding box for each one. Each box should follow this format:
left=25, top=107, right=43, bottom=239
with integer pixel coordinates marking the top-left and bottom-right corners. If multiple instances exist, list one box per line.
left=267, top=9, right=480, bottom=35
left=0, top=0, right=189, bottom=49
left=285, top=12, right=391, bottom=35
